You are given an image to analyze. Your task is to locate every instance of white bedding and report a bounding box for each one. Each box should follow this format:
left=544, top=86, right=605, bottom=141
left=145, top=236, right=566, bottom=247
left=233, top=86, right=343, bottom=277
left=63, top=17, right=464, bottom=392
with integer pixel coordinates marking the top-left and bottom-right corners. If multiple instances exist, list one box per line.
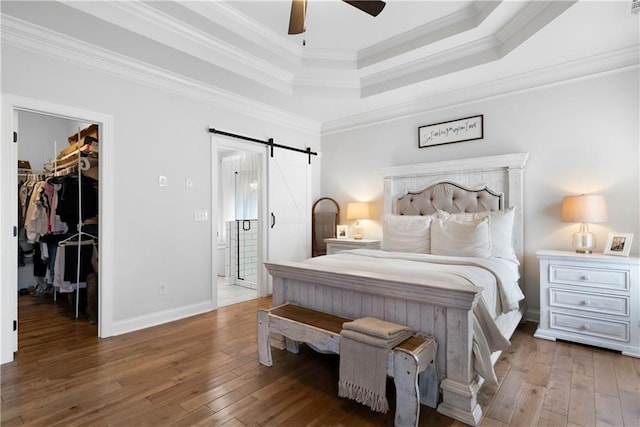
left=303, top=249, right=524, bottom=385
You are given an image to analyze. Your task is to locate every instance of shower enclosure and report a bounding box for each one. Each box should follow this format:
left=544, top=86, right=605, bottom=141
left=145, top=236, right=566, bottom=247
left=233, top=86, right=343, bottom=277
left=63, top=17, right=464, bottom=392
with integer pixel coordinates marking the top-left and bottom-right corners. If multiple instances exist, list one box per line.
left=218, top=151, right=259, bottom=289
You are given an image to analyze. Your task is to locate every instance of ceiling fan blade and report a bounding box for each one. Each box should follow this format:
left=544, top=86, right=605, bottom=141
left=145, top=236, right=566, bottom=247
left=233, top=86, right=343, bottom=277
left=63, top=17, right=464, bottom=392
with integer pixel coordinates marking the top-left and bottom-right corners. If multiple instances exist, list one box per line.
left=288, top=0, right=307, bottom=35
left=343, top=0, right=386, bottom=17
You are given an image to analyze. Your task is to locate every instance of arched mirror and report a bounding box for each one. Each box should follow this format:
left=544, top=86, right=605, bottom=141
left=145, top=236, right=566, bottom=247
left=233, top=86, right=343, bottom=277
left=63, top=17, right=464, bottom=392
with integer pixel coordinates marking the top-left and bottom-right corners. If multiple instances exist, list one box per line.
left=312, top=197, right=340, bottom=257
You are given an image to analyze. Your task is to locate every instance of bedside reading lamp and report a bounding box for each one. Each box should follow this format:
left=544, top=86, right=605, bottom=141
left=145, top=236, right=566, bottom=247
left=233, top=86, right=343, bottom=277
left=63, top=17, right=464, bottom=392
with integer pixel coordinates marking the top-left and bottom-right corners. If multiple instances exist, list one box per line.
left=346, top=202, right=370, bottom=240
left=561, top=194, right=608, bottom=253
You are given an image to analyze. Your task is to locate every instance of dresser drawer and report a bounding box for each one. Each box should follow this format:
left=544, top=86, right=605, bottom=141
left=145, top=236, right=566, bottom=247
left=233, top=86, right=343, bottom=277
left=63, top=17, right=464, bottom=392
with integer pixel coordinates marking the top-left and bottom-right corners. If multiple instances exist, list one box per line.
left=549, top=265, right=629, bottom=291
left=550, top=289, right=629, bottom=316
left=550, top=312, right=629, bottom=342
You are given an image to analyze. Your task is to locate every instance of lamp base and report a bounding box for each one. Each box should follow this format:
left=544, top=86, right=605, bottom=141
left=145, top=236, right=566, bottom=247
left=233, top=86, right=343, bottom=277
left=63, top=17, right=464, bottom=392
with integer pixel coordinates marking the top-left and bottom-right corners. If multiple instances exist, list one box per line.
left=352, top=223, right=364, bottom=240
left=572, top=225, right=596, bottom=254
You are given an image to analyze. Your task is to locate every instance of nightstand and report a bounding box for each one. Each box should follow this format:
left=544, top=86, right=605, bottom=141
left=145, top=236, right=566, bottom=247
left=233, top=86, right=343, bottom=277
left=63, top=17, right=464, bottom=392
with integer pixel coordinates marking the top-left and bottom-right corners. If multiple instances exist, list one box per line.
left=324, top=238, right=381, bottom=255
left=534, top=250, right=640, bottom=357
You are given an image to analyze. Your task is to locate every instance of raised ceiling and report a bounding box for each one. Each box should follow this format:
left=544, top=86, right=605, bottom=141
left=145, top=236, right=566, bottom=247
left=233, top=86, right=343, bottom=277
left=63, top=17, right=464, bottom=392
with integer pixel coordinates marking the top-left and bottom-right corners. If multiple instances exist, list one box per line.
left=1, top=1, right=638, bottom=131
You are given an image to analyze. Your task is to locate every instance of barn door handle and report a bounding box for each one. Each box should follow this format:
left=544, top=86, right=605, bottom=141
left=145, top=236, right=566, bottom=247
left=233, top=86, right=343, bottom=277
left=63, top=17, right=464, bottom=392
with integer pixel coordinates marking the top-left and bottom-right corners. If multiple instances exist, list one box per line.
left=271, top=213, right=276, bottom=229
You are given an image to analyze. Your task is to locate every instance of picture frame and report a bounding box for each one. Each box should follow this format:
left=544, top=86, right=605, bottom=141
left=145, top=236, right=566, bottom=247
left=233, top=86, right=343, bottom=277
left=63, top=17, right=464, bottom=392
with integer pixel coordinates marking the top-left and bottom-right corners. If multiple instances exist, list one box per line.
left=336, top=225, right=348, bottom=239
left=418, top=114, right=483, bottom=148
left=603, top=232, right=633, bottom=257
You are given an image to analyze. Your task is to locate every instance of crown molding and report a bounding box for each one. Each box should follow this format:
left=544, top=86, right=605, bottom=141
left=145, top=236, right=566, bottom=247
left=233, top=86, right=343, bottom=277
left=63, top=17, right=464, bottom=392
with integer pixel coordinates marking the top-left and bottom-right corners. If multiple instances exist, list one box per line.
left=61, top=0, right=297, bottom=94
left=323, top=46, right=640, bottom=134
left=178, top=1, right=303, bottom=63
left=361, top=1, right=575, bottom=97
left=361, top=36, right=501, bottom=97
left=35, top=0, right=577, bottom=101
left=1, top=15, right=321, bottom=135
left=358, top=0, right=501, bottom=68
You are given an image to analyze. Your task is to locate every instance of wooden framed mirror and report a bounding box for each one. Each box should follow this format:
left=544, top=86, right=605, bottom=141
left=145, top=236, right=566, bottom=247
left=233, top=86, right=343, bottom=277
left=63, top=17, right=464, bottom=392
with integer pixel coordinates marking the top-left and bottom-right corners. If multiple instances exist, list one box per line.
left=311, top=197, right=339, bottom=257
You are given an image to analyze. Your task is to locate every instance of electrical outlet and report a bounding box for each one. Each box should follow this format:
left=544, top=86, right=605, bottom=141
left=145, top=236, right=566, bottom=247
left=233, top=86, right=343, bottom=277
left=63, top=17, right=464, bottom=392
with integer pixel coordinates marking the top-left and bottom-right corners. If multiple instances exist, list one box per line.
left=159, top=283, right=167, bottom=296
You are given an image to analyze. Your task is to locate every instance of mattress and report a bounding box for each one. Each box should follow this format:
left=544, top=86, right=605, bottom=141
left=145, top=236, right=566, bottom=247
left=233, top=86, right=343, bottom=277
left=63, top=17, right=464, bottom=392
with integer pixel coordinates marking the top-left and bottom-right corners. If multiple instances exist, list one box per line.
left=303, top=249, right=524, bottom=385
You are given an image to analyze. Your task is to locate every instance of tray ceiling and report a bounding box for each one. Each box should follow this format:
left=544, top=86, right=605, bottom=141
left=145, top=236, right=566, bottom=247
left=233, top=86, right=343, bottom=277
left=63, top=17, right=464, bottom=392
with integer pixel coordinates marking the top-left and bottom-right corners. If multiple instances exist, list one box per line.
left=1, top=1, right=638, bottom=129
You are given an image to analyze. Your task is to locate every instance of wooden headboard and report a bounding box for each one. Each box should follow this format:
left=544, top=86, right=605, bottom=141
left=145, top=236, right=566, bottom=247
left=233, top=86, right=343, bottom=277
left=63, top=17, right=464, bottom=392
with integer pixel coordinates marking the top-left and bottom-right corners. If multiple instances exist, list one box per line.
left=381, top=153, right=529, bottom=264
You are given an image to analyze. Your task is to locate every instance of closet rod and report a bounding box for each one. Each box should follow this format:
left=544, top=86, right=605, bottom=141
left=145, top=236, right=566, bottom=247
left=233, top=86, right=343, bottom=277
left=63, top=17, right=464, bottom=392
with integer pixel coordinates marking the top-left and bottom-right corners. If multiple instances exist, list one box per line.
left=209, top=128, right=317, bottom=164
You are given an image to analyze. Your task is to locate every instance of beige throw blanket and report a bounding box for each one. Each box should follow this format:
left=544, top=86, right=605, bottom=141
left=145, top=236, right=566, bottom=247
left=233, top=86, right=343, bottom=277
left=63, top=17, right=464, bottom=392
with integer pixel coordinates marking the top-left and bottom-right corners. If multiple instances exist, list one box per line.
left=338, top=317, right=413, bottom=413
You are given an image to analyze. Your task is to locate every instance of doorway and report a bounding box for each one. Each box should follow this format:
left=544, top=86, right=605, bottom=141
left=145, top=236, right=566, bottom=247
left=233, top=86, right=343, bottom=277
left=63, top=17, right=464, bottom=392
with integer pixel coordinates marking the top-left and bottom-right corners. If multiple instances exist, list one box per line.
left=1, top=95, right=114, bottom=364
left=212, top=136, right=267, bottom=307
left=17, top=111, right=99, bottom=326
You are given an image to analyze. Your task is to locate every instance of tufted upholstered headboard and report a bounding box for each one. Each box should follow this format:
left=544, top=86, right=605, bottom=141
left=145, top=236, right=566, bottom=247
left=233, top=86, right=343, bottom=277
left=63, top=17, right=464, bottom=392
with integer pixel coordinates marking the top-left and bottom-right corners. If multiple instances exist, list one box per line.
left=395, top=181, right=503, bottom=216
left=381, top=153, right=529, bottom=266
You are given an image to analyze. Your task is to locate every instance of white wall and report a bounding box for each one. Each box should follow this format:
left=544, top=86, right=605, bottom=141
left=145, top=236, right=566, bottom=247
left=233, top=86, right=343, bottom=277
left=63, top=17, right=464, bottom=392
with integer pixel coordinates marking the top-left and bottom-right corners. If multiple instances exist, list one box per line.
left=320, top=69, right=640, bottom=320
left=17, top=111, right=72, bottom=171
left=1, top=43, right=321, bottom=333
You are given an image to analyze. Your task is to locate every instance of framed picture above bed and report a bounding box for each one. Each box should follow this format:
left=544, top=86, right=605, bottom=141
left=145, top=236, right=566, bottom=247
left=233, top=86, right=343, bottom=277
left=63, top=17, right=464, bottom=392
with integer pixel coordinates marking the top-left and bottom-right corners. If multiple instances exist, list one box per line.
left=418, top=114, right=483, bottom=148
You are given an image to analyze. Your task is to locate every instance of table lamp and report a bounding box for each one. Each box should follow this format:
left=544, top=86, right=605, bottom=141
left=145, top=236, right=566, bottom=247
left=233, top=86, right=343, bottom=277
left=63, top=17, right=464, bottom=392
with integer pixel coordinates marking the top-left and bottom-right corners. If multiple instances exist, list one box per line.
left=346, top=202, right=370, bottom=240
left=561, top=194, right=608, bottom=253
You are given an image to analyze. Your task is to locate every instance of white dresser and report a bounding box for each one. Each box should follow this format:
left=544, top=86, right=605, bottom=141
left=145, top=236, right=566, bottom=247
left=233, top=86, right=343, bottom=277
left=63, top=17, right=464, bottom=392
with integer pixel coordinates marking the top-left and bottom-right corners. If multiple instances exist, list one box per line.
left=324, top=238, right=381, bottom=255
left=535, top=250, right=640, bottom=357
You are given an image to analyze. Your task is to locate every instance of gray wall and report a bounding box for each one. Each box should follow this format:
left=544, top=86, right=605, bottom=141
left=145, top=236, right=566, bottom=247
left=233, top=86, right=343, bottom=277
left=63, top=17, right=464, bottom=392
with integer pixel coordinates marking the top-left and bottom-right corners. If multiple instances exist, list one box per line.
left=320, top=69, right=640, bottom=320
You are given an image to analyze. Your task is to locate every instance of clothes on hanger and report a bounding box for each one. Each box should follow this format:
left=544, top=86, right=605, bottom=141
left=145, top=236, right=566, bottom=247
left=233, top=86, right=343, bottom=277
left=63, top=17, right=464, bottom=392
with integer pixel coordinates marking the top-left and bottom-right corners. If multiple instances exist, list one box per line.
left=54, top=239, right=97, bottom=293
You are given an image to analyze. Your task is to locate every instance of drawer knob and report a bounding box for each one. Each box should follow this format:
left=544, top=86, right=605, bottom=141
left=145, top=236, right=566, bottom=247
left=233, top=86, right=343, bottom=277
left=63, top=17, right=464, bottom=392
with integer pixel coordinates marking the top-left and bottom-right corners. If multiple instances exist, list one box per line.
left=580, top=275, right=590, bottom=280
left=581, top=324, right=591, bottom=331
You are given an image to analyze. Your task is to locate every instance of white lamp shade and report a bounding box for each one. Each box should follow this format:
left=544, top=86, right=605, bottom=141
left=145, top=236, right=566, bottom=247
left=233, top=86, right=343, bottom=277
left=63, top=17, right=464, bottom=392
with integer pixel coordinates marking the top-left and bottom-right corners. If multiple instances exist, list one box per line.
left=346, top=202, right=370, bottom=220
left=561, top=195, right=608, bottom=223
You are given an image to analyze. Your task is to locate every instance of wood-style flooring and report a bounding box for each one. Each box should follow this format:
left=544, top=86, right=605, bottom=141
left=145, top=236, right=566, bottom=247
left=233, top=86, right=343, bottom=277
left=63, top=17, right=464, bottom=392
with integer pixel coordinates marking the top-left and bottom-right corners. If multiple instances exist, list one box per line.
left=2, top=294, right=639, bottom=426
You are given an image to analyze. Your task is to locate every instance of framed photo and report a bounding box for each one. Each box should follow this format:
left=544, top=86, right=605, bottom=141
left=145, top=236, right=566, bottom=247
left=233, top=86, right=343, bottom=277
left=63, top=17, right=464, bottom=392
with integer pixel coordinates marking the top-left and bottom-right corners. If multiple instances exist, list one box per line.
left=603, top=232, right=633, bottom=257
left=336, top=225, right=348, bottom=239
left=418, top=114, right=483, bottom=148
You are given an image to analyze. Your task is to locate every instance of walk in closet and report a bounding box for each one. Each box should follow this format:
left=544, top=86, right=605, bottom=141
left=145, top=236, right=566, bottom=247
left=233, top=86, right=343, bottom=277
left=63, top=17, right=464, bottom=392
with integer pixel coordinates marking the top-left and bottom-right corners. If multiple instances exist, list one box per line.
left=17, top=112, right=99, bottom=325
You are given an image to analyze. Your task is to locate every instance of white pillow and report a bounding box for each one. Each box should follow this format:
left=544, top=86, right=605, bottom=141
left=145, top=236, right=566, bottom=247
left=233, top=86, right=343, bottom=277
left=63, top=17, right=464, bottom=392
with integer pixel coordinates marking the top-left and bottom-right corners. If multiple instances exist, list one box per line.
left=480, top=208, right=517, bottom=262
left=431, top=216, right=492, bottom=258
left=437, top=208, right=518, bottom=262
left=382, top=214, right=434, bottom=253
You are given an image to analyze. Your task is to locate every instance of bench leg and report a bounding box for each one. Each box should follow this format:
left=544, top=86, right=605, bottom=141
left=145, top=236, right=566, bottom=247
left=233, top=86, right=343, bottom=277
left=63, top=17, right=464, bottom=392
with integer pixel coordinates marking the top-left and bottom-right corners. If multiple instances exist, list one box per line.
left=257, top=309, right=272, bottom=366
left=418, top=364, right=438, bottom=409
left=285, top=337, right=300, bottom=354
left=393, top=352, right=420, bottom=427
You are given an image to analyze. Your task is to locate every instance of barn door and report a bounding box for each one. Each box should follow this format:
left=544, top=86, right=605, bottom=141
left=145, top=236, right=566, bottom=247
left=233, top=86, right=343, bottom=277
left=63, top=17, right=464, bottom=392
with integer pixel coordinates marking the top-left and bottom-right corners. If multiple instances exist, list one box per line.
left=267, top=148, right=311, bottom=290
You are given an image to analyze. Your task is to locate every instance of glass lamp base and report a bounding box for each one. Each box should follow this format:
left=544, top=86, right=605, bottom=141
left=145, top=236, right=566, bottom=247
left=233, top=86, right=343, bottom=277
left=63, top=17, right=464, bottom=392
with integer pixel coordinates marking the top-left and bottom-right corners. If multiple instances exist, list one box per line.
left=352, top=224, right=364, bottom=240
left=572, top=230, right=596, bottom=254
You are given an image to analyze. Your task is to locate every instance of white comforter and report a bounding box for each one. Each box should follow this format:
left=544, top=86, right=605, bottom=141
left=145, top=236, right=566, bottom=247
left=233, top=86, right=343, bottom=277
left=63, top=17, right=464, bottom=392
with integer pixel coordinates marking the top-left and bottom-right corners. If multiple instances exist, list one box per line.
left=303, top=249, right=524, bottom=385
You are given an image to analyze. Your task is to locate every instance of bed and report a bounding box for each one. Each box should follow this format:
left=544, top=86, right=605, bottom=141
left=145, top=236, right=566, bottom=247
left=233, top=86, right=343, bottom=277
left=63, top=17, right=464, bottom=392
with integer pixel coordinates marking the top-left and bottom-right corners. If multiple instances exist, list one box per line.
left=264, top=152, right=529, bottom=426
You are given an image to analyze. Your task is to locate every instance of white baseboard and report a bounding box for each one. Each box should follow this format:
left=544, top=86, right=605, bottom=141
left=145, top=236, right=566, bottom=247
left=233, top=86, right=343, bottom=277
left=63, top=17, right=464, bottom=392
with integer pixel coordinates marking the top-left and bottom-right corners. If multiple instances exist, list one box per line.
left=111, top=300, right=214, bottom=336
left=526, top=308, right=540, bottom=324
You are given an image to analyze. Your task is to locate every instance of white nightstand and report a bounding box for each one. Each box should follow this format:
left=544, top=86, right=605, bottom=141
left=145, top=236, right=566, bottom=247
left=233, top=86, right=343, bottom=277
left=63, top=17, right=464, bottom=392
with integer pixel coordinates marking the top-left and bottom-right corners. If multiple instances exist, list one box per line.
left=324, top=238, right=381, bottom=255
left=534, top=250, right=640, bottom=357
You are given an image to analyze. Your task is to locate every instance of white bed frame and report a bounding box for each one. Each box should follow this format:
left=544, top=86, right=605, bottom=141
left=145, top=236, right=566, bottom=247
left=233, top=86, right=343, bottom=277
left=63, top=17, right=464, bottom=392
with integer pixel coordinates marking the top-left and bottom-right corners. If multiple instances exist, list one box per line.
left=264, top=153, right=529, bottom=426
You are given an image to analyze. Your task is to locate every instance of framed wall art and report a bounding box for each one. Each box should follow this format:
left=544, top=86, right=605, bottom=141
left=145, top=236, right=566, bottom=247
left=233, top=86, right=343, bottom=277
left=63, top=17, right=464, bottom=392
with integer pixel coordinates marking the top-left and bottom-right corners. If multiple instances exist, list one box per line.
left=418, top=115, right=483, bottom=148
left=603, top=232, right=633, bottom=257
left=336, top=225, right=348, bottom=239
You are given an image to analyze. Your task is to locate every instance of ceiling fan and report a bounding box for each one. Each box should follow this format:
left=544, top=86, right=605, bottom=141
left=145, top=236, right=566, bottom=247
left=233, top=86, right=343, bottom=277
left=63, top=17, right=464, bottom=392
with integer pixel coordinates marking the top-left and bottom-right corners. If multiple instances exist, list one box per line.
left=288, top=0, right=386, bottom=35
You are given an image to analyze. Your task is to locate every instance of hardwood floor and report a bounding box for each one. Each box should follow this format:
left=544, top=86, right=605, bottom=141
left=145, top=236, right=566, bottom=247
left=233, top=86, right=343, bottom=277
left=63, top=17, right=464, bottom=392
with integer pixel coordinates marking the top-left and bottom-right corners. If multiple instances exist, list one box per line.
left=2, top=294, right=639, bottom=426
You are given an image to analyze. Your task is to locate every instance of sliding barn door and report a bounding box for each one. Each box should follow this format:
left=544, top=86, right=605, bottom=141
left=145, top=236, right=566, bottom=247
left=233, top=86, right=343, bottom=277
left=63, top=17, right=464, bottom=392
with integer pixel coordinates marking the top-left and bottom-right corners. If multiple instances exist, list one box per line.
left=267, top=148, right=311, bottom=282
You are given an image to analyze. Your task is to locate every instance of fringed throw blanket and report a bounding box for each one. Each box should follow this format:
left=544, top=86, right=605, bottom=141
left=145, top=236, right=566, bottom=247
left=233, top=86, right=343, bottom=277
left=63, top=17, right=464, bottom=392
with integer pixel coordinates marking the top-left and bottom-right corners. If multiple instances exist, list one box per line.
left=338, top=317, right=413, bottom=413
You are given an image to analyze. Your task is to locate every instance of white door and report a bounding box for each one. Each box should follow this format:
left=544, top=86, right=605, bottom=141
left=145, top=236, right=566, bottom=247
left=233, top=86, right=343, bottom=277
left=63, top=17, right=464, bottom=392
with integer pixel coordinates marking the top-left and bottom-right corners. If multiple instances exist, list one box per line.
left=4, top=109, right=20, bottom=357
left=267, top=148, right=311, bottom=275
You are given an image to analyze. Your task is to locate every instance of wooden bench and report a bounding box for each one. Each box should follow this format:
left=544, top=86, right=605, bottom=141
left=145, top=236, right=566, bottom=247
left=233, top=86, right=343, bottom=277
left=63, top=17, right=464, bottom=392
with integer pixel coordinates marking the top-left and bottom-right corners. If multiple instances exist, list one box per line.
left=257, top=303, right=438, bottom=427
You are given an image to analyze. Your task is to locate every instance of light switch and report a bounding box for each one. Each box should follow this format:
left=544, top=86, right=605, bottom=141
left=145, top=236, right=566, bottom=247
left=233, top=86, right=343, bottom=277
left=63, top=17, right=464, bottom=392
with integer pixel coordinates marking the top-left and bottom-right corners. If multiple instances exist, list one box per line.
left=186, top=178, right=193, bottom=188
left=194, top=210, right=208, bottom=221
left=159, top=176, right=167, bottom=187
